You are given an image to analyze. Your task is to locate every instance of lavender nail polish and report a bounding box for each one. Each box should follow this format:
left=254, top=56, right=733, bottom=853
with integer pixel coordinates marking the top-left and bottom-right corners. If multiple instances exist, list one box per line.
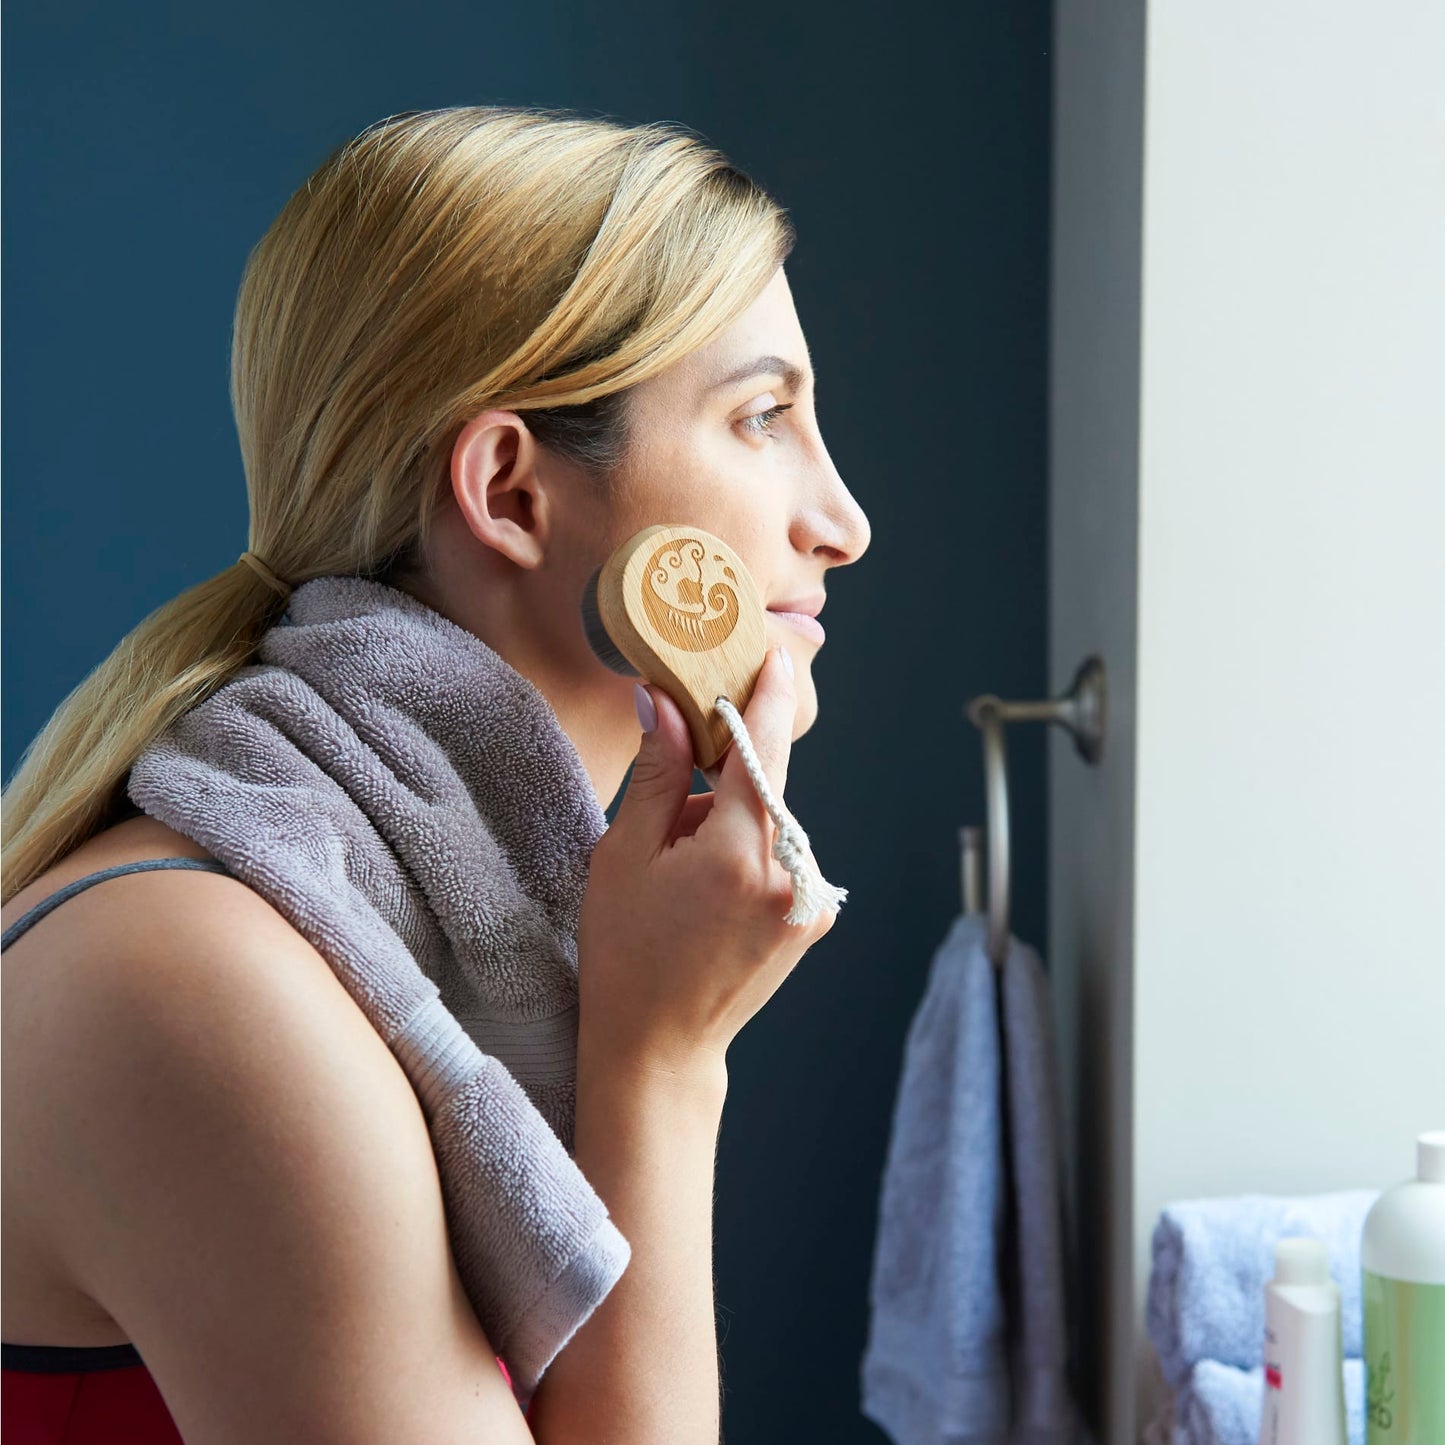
left=634, top=682, right=658, bottom=732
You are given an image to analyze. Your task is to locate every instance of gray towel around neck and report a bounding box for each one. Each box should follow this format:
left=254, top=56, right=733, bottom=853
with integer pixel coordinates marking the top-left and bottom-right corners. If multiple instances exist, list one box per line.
left=126, top=574, right=630, bottom=1404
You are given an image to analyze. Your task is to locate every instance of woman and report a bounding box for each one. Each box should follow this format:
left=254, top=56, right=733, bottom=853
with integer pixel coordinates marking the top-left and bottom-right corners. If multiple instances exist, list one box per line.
left=1, top=104, right=870, bottom=1442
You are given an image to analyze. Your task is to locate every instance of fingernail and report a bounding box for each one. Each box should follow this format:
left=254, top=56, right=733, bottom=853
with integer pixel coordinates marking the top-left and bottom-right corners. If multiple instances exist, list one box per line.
left=779, top=646, right=795, bottom=680
left=634, top=682, right=658, bottom=732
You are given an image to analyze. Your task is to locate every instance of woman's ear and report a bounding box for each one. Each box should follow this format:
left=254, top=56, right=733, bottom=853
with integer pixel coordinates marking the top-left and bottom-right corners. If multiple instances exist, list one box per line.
left=449, top=408, right=551, bottom=569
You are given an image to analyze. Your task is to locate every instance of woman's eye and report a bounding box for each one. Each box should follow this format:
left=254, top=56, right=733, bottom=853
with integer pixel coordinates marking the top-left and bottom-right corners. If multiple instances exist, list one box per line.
left=740, top=402, right=794, bottom=439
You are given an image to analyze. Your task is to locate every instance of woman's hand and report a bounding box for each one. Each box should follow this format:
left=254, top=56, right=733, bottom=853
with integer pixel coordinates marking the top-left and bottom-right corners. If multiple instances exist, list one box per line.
left=576, top=646, right=837, bottom=1074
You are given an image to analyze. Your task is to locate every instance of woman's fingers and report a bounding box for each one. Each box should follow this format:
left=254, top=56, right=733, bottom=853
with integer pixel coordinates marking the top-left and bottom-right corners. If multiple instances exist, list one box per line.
left=711, top=646, right=796, bottom=842
left=669, top=790, right=716, bottom=842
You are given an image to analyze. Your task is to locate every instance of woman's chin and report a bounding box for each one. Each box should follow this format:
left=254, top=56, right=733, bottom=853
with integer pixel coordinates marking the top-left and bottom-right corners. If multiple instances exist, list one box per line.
left=790, top=678, right=818, bottom=740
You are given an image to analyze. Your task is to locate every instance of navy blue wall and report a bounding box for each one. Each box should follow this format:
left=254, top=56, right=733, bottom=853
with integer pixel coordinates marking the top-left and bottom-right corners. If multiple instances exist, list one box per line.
left=3, top=4, right=1052, bottom=1436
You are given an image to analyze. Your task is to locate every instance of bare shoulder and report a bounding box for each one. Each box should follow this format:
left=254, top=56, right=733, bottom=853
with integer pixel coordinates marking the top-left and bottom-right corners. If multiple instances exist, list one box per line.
left=3, top=815, right=530, bottom=1441
left=2, top=812, right=313, bottom=1338
left=3, top=811, right=341, bottom=1135
left=2, top=812, right=255, bottom=944
left=3, top=812, right=351, bottom=1041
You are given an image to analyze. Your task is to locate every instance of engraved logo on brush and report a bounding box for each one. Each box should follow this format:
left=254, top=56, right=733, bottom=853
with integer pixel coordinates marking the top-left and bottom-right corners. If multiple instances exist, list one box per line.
left=641, top=538, right=740, bottom=653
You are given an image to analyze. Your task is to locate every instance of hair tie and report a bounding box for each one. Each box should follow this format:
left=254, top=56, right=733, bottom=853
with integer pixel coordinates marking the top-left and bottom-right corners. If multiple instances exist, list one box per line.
left=237, top=550, right=292, bottom=600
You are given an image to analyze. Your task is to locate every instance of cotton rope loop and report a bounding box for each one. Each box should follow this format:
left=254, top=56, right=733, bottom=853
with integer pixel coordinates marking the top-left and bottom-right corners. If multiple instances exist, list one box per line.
left=713, top=694, right=848, bottom=927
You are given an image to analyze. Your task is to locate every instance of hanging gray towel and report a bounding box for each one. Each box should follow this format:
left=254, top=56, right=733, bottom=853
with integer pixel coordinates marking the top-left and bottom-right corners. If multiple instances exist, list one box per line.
left=860, top=912, right=1011, bottom=1444
left=126, top=575, right=630, bottom=1408
left=999, top=935, right=1084, bottom=1445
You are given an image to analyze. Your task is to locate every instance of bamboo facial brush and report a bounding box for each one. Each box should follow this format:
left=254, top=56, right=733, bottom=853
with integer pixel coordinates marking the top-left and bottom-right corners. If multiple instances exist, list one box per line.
left=580, top=523, right=847, bottom=927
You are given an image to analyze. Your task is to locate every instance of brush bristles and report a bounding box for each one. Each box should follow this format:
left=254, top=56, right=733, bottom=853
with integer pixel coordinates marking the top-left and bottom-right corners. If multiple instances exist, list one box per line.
left=581, top=564, right=641, bottom=678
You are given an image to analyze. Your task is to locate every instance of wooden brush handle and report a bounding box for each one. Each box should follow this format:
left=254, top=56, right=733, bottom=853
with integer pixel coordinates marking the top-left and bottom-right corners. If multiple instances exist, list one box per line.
left=596, top=524, right=768, bottom=770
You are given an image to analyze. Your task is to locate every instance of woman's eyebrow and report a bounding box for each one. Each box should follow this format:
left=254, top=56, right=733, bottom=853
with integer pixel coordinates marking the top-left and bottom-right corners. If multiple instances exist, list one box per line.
left=705, top=354, right=812, bottom=394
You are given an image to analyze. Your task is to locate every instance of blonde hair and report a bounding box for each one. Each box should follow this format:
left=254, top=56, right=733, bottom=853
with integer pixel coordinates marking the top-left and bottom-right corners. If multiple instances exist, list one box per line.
left=2, top=104, right=795, bottom=903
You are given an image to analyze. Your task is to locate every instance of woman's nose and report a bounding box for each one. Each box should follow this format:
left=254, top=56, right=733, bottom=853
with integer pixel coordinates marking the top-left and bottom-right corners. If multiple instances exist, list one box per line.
left=808, top=456, right=872, bottom=566
left=834, top=483, right=872, bottom=564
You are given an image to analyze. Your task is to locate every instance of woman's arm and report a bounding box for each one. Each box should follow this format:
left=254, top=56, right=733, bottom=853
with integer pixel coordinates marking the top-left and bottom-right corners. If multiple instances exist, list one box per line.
left=525, top=1041, right=728, bottom=1445
left=31, top=880, right=535, bottom=1445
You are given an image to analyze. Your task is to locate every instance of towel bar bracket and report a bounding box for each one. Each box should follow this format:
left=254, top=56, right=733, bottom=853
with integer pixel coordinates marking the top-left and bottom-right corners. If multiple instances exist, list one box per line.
left=961, top=656, right=1108, bottom=963
left=965, top=655, right=1107, bottom=765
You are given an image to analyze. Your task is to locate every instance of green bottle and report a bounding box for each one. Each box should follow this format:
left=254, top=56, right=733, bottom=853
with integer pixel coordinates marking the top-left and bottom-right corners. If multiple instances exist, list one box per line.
left=1362, top=1130, right=1445, bottom=1443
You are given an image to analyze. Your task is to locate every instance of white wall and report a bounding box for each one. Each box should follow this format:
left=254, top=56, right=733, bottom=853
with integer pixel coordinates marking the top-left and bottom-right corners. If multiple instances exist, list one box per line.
left=1132, top=0, right=1445, bottom=1428
left=1053, top=4, right=1445, bottom=1438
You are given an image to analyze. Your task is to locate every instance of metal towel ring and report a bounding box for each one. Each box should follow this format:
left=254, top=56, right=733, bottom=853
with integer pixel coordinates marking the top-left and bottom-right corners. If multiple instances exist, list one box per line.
left=964, top=655, right=1108, bottom=966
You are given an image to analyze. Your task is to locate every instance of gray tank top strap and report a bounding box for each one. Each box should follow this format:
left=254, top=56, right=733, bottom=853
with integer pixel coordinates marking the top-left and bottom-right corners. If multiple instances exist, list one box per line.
left=1, top=858, right=236, bottom=953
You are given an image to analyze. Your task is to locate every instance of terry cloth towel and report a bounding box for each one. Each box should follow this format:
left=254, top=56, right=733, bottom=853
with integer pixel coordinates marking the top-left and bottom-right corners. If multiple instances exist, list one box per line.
left=1140, top=1357, right=1365, bottom=1445
left=126, top=575, right=631, bottom=1406
left=998, top=935, right=1084, bottom=1445
left=860, top=912, right=1011, bottom=1444
left=1145, top=1189, right=1379, bottom=1391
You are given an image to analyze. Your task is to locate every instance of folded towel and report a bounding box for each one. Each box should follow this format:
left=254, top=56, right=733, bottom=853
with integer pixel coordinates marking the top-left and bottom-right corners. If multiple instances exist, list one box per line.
left=860, top=913, right=1010, bottom=1444
left=1145, top=1189, right=1379, bottom=1389
left=127, top=575, right=630, bottom=1406
left=999, top=936, right=1084, bottom=1444
left=1149, top=1357, right=1364, bottom=1445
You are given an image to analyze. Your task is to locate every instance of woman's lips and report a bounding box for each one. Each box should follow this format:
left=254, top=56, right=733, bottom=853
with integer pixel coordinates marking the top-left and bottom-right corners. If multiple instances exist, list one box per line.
left=767, top=609, right=825, bottom=644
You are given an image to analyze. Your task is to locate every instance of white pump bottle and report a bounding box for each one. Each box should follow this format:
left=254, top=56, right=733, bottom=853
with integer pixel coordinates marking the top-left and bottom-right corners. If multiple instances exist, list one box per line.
left=1257, top=1235, right=1347, bottom=1445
